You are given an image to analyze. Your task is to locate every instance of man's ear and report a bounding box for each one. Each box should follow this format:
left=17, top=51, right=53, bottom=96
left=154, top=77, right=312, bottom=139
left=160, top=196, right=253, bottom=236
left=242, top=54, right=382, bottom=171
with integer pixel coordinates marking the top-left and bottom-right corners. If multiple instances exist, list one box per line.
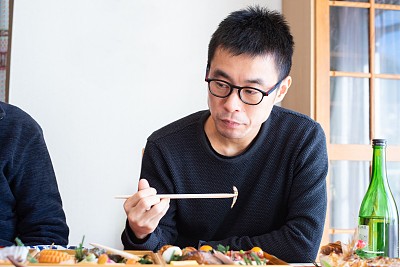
left=274, top=76, right=292, bottom=104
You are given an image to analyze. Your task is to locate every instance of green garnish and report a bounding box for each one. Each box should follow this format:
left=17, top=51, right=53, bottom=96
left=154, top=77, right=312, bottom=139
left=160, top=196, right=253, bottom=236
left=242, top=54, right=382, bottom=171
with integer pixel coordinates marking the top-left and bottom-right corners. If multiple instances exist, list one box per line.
left=139, top=255, right=154, bottom=264
left=250, top=252, right=262, bottom=265
left=169, top=254, right=183, bottom=262
left=243, top=256, right=252, bottom=265
left=14, top=238, right=38, bottom=263
left=75, top=235, right=86, bottom=262
left=27, top=255, right=38, bottom=264
left=217, top=244, right=230, bottom=254
left=15, top=237, right=24, bottom=246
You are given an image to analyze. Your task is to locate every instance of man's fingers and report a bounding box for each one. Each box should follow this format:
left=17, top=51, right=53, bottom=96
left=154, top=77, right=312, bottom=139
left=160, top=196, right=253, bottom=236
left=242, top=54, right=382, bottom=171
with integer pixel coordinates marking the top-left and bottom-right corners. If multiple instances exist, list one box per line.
left=124, top=188, right=157, bottom=212
left=138, top=178, right=150, bottom=191
left=124, top=179, right=170, bottom=239
left=127, top=198, right=170, bottom=239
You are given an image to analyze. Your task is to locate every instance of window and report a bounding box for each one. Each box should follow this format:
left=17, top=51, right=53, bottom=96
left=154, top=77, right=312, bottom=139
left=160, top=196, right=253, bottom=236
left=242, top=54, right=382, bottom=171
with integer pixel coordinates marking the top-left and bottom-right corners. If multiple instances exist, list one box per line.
left=0, top=0, right=12, bottom=103
left=283, top=0, right=400, bottom=246
left=318, top=0, right=400, bottom=244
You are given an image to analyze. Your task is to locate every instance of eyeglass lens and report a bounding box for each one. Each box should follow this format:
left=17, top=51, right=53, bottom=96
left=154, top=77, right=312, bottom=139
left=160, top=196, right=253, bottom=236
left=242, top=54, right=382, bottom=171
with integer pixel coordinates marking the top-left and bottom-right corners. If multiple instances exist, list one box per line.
left=209, top=80, right=263, bottom=105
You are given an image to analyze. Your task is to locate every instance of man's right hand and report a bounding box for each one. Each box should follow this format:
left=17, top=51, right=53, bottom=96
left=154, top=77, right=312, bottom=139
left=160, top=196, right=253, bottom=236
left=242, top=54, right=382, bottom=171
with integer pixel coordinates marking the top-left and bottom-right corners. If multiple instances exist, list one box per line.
left=123, top=179, right=170, bottom=240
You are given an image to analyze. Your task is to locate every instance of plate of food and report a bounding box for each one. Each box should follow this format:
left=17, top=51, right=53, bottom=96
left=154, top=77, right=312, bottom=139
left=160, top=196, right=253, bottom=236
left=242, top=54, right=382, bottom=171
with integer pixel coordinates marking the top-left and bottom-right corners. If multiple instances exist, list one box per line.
left=319, top=240, right=400, bottom=267
left=0, top=241, right=161, bottom=266
left=158, top=244, right=288, bottom=266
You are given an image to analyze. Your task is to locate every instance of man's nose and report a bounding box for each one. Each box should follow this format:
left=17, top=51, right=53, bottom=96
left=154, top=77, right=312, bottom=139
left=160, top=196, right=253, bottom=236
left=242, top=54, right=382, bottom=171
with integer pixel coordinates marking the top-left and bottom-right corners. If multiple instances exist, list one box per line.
left=223, top=88, right=243, bottom=112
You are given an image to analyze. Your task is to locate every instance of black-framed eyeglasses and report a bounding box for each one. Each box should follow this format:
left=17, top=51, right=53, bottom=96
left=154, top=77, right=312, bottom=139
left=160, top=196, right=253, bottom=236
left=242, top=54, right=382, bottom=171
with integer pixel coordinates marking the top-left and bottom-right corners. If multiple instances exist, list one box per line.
left=205, top=78, right=283, bottom=105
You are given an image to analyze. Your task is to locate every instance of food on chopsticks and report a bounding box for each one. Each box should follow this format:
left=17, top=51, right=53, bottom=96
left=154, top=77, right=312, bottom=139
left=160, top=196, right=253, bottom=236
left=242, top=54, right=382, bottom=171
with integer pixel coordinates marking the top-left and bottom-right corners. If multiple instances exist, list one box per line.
left=158, top=244, right=287, bottom=265
left=319, top=240, right=400, bottom=267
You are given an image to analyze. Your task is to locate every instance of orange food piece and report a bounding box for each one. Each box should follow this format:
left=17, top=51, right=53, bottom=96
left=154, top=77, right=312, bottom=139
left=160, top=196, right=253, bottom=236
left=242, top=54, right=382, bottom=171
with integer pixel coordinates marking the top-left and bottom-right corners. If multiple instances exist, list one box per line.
left=97, top=254, right=109, bottom=264
left=250, top=246, right=264, bottom=257
left=199, top=245, right=213, bottom=252
left=126, top=258, right=138, bottom=264
left=250, top=247, right=263, bottom=253
left=38, top=249, right=72, bottom=263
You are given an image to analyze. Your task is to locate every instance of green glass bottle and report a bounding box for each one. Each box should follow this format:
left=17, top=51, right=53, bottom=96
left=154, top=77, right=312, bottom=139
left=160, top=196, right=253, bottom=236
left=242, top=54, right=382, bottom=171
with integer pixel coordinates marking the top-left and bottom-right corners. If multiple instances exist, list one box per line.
left=358, top=139, right=399, bottom=258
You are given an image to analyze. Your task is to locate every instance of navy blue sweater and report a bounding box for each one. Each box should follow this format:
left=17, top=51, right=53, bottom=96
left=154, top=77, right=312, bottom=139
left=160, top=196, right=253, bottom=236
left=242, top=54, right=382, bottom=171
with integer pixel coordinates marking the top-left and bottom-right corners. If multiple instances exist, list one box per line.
left=122, top=106, right=328, bottom=262
left=0, top=102, right=69, bottom=246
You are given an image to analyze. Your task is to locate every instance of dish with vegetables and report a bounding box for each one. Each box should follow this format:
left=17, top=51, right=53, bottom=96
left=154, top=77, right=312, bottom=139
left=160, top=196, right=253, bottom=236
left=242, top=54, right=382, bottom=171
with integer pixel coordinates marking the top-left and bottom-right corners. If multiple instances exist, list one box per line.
left=0, top=238, right=157, bottom=266
left=158, top=244, right=288, bottom=265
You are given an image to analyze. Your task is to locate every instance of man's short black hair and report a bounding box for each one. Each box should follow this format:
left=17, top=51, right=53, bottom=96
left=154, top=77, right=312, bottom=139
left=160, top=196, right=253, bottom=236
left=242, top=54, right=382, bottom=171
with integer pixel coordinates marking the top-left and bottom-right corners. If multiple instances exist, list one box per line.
left=208, top=5, right=294, bottom=81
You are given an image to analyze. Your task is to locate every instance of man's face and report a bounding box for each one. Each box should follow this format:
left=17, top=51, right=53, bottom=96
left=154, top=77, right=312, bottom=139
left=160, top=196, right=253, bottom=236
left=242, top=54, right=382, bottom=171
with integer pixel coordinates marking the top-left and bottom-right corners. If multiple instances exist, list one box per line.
left=206, top=47, right=286, bottom=144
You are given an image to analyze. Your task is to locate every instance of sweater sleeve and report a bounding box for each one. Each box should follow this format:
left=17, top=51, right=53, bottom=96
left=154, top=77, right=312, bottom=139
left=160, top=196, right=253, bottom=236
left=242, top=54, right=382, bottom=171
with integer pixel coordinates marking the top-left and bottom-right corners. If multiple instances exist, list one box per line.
left=122, top=141, right=178, bottom=251
left=11, top=122, right=69, bottom=245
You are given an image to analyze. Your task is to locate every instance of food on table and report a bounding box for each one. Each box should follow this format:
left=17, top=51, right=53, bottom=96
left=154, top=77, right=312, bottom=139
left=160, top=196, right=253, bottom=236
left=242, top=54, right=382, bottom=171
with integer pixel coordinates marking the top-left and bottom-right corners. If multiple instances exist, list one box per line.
left=158, top=244, right=286, bottom=265
left=198, top=245, right=213, bottom=252
left=181, top=247, right=196, bottom=256
left=0, top=245, right=154, bottom=265
left=319, top=239, right=400, bottom=267
left=161, top=246, right=182, bottom=263
left=0, top=246, right=30, bottom=263
left=250, top=247, right=263, bottom=257
left=181, top=250, right=225, bottom=265
left=37, top=249, right=73, bottom=263
left=320, top=241, right=343, bottom=256
left=158, top=245, right=173, bottom=256
left=97, top=253, right=109, bottom=264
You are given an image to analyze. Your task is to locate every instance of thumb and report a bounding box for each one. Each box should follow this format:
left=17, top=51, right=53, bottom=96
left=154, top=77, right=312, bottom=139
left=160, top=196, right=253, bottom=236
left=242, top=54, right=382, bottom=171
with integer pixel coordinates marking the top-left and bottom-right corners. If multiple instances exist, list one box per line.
left=138, top=178, right=150, bottom=191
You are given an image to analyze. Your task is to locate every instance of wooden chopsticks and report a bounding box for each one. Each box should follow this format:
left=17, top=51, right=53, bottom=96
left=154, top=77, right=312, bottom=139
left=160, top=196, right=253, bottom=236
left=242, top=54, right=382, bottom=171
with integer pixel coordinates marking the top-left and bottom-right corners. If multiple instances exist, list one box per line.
left=114, top=186, right=239, bottom=208
left=90, top=243, right=140, bottom=261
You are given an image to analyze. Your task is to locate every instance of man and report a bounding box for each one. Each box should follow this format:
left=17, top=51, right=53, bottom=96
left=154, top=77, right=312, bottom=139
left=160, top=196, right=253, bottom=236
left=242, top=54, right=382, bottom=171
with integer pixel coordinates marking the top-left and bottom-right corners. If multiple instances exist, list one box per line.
left=0, top=101, right=69, bottom=246
left=122, top=6, right=327, bottom=263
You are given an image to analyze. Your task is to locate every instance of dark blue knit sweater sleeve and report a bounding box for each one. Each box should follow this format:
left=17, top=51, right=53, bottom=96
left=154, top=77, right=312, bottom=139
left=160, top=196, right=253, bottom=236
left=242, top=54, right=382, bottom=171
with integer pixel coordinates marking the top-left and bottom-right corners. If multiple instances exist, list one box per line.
left=121, top=140, right=179, bottom=251
left=0, top=102, right=69, bottom=246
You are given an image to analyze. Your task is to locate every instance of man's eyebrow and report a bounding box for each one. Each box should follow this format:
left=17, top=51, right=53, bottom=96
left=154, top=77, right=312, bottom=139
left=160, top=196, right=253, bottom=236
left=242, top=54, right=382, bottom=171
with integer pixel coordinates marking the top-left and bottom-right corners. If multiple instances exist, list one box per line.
left=212, top=69, right=231, bottom=80
left=212, top=69, right=266, bottom=87
left=244, top=78, right=265, bottom=87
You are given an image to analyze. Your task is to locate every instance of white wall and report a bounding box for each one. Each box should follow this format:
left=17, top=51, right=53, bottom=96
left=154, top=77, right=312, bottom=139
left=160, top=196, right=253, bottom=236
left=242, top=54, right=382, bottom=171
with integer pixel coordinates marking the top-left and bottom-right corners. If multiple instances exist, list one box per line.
left=9, top=0, right=281, bottom=248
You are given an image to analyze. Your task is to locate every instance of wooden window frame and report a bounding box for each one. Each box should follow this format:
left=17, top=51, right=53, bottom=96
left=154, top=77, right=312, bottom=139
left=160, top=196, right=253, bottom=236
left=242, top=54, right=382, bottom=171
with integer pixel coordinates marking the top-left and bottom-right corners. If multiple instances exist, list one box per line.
left=283, top=0, right=400, bottom=247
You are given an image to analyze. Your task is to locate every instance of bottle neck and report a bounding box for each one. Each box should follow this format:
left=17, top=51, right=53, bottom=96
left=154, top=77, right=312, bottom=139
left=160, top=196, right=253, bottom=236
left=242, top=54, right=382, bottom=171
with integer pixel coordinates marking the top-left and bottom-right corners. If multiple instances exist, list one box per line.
left=371, top=145, right=388, bottom=185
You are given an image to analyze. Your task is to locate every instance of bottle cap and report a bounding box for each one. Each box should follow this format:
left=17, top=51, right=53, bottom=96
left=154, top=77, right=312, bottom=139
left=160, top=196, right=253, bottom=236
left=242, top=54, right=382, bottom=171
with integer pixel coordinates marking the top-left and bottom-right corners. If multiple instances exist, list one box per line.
left=372, top=139, right=387, bottom=146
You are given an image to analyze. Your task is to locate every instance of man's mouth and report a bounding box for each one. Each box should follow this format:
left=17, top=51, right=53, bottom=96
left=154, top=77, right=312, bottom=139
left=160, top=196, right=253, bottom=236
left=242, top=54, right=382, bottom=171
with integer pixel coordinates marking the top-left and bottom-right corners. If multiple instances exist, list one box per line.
left=221, top=119, right=242, bottom=127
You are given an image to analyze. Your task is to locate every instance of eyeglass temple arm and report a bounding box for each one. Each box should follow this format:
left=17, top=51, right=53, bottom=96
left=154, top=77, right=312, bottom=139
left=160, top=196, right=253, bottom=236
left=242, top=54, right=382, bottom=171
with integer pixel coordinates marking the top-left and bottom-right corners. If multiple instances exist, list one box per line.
left=265, top=80, right=283, bottom=96
left=205, top=64, right=210, bottom=81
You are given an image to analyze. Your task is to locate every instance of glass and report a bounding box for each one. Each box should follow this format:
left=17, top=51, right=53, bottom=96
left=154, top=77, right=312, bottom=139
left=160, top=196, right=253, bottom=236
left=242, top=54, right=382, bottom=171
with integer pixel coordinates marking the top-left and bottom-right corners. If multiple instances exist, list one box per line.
left=205, top=78, right=281, bottom=105
left=375, top=9, right=400, bottom=74
left=330, top=160, right=369, bottom=229
left=330, top=77, right=370, bottom=144
left=375, top=79, right=400, bottom=145
left=330, top=6, right=369, bottom=72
